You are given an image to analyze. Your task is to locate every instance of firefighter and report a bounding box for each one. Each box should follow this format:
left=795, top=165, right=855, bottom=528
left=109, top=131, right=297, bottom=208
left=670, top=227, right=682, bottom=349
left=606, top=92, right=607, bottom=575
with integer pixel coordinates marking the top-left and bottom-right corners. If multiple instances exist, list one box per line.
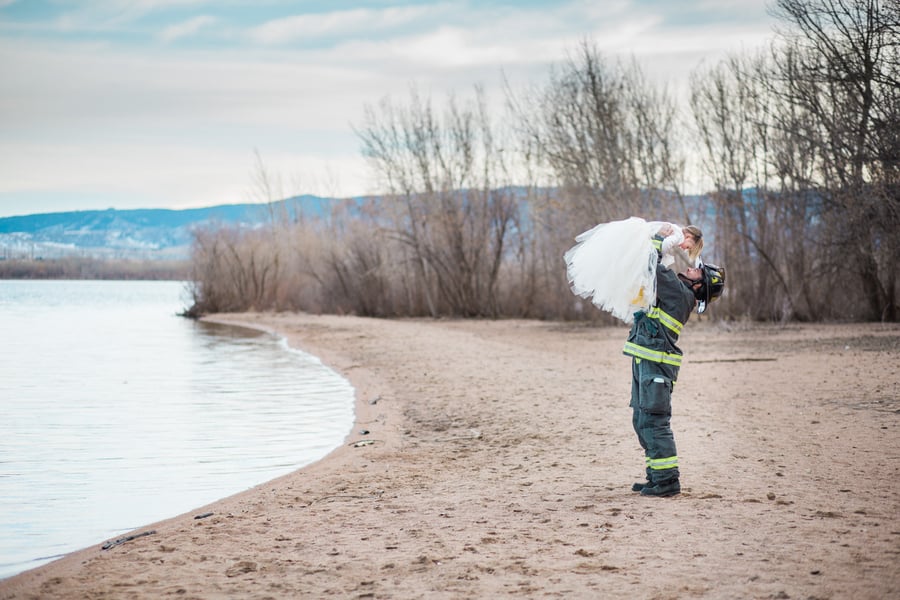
left=624, top=228, right=726, bottom=497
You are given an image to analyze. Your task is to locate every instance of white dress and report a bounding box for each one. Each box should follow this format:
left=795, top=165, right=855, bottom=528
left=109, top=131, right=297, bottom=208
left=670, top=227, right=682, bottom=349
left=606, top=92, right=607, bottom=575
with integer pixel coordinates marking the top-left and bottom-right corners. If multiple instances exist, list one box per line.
left=564, top=217, right=687, bottom=324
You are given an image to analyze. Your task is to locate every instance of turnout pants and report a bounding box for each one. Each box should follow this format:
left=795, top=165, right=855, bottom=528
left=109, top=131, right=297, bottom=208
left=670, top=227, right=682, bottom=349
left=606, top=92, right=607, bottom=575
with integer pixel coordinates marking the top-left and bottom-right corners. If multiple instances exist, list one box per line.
left=630, top=357, right=680, bottom=485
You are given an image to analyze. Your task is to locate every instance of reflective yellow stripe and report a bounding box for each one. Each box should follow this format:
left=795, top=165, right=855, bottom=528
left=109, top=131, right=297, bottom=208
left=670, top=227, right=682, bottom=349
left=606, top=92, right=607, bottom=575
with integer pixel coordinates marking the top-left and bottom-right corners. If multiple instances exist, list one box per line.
left=652, top=239, right=662, bottom=250
left=623, top=342, right=683, bottom=366
left=649, top=456, right=679, bottom=470
left=646, top=307, right=683, bottom=335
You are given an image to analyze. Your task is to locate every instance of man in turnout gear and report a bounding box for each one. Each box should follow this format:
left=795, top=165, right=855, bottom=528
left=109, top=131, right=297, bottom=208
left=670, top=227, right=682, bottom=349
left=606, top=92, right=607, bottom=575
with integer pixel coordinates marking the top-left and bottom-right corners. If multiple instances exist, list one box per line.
left=624, top=225, right=725, bottom=497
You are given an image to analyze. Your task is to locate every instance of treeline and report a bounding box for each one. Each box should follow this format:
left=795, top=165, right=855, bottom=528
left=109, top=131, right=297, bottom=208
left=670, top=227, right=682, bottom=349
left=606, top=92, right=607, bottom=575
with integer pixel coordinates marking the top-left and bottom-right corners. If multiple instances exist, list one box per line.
left=186, top=0, right=899, bottom=322
left=0, top=257, right=190, bottom=280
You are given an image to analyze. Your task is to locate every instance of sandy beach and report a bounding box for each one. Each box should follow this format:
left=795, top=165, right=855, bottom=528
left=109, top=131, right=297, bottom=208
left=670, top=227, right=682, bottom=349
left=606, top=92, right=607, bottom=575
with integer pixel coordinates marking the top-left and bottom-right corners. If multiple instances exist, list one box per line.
left=2, top=313, right=899, bottom=599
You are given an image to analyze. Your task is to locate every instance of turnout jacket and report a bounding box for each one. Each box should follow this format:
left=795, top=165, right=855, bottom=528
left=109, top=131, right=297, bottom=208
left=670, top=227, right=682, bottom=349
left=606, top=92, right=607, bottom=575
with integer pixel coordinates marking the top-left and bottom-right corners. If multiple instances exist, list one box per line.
left=623, top=235, right=696, bottom=367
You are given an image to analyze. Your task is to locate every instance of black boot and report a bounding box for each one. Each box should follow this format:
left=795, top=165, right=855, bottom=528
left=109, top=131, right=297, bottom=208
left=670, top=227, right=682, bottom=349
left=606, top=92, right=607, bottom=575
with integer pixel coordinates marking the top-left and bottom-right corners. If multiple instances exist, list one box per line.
left=631, top=481, right=651, bottom=492
left=640, top=480, right=680, bottom=497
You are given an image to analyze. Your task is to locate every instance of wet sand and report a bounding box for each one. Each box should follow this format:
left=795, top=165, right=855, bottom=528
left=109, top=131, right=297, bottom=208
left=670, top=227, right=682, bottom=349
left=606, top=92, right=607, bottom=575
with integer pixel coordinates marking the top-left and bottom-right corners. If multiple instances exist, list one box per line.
left=2, top=313, right=899, bottom=599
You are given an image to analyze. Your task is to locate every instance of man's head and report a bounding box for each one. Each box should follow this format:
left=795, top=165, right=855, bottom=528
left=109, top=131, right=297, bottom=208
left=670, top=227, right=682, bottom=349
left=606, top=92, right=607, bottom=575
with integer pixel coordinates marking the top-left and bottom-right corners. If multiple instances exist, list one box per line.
left=678, top=263, right=726, bottom=313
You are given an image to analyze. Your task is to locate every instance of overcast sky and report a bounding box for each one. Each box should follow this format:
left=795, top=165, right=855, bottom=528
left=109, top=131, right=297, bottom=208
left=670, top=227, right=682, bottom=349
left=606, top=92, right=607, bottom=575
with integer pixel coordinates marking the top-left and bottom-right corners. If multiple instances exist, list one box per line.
left=0, top=0, right=776, bottom=218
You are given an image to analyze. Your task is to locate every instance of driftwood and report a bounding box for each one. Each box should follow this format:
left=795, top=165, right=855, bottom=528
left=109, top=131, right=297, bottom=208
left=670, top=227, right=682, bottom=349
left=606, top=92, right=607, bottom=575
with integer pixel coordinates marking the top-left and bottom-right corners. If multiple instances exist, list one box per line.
left=692, top=357, right=777, bottom=363
left=101, top=530, right=156, bottom=550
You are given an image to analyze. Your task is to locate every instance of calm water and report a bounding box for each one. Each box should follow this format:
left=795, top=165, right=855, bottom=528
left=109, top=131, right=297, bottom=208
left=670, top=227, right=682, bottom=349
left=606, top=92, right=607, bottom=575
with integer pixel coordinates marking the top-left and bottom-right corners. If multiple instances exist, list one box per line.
left=0, top=280, right=355, bottom=579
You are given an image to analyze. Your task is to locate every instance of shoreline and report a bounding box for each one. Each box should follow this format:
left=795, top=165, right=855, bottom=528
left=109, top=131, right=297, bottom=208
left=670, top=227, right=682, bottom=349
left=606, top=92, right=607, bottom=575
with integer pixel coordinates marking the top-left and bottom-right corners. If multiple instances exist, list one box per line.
left=2, top=314, right=898, bottom=599
left=1, top=313, right=398, bottom=591
left=0, top=317, right=360, bottom=581
left=1, top=313, right=406, bottom=598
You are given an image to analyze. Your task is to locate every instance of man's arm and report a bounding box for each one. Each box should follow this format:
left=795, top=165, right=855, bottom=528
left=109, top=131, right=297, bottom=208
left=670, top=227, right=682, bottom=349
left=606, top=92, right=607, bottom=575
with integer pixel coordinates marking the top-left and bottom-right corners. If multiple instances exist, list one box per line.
left=655, top=224, right=683, bottom=257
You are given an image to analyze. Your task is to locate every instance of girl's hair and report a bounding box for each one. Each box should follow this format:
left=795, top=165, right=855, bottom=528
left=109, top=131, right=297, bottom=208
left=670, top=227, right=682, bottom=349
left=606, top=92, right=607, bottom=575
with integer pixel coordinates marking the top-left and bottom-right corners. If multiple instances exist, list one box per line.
left=683, top=225, right=704, bottom=262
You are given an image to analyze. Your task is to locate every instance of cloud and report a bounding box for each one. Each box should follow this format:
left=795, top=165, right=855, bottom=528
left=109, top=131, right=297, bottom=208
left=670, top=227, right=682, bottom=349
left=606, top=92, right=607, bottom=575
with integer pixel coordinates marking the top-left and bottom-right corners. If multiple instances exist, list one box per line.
left=158, top=14, right=216, bottom=43
left=247, top=5, right=443, bottom=45
left=0, top=137, right=369, bottom=208
left=12, top=0, right=212, bottom=35
left=0, top=0, right=779, bottom=216
left=325, top=26, right=527, bottom=71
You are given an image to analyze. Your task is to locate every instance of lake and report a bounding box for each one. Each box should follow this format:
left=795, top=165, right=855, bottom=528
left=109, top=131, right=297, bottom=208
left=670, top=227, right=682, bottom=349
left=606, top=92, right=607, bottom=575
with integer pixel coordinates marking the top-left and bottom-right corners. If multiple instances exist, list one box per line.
left=0, top=280, right=354, bottom=579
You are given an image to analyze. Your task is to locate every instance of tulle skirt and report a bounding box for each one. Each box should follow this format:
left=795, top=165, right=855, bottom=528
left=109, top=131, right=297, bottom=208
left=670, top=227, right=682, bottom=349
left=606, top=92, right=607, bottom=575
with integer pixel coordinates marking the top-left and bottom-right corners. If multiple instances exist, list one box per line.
left=564, top=217, right=659, bottom=324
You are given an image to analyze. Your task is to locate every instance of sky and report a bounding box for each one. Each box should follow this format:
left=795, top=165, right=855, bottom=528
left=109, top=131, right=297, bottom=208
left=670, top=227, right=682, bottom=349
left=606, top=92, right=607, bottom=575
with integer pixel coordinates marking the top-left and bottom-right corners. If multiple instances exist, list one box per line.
left=0, top=0, right=776, bottom=218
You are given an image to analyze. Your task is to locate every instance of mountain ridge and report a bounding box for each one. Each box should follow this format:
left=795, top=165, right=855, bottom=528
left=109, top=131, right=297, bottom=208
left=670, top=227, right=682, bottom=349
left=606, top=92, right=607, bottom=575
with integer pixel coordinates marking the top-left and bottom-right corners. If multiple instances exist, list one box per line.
left=0, top=196, right=332, bottom=260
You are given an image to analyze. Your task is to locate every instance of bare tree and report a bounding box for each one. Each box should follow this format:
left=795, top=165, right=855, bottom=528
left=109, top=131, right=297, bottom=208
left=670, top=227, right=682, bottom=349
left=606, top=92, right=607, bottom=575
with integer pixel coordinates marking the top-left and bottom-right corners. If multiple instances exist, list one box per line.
left=186, top=225, right=279, bottom=315
left=357, top=87, right=520, bottom=317
left=686, top=0, right=899, bottom=321
left=690, top=53, right=812, bottom=320
left=770, top=0, right=900, bottom=320
left=509, top=40, right=687, bottom=227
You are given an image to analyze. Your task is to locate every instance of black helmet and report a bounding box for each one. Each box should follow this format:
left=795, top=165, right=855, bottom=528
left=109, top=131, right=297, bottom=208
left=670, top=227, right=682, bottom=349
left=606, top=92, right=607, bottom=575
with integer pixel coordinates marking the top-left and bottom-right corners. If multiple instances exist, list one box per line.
left=695, top=262, right=725, bottom=314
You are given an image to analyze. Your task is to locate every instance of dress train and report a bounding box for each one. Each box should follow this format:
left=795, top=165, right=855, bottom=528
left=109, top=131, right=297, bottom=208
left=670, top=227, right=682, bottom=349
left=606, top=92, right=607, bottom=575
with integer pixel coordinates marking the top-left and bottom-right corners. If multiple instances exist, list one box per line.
left=564, top=217, right=665, bottom=324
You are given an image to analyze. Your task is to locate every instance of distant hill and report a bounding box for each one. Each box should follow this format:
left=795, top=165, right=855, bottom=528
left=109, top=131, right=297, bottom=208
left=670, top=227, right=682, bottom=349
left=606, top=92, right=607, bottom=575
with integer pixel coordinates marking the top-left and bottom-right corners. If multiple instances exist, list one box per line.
left=0, top=196, right=333, bottom=261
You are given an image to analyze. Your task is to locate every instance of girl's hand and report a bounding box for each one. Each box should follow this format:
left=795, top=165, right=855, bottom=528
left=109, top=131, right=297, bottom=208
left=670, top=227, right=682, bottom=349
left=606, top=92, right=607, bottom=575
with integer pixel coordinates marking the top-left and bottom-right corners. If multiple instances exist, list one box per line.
left=658, top=224, right=674, bottom=237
